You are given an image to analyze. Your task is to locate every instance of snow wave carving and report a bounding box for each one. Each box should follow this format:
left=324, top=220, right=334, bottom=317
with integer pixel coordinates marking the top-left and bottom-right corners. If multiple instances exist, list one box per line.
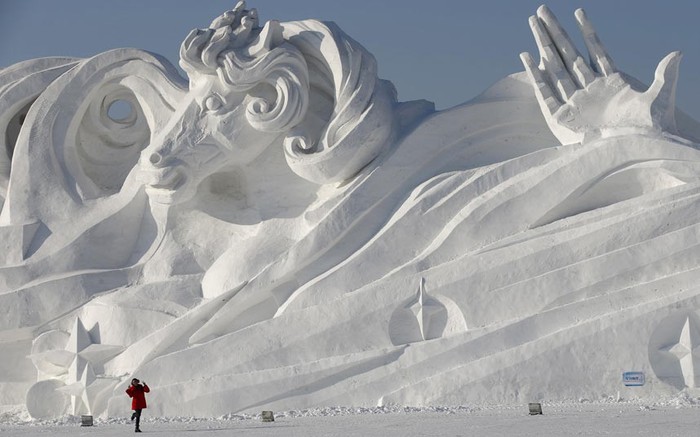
left=1, top=2, right=700, bottom=419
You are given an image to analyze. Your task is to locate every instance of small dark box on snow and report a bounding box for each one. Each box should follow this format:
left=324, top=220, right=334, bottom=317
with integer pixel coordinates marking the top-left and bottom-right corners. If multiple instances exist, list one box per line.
left=528, top=403, right=543, bottom=415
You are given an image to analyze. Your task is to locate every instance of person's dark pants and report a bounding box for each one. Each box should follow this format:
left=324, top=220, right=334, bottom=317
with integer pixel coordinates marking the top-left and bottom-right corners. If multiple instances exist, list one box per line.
left=132, top=409, right=142, bottom=431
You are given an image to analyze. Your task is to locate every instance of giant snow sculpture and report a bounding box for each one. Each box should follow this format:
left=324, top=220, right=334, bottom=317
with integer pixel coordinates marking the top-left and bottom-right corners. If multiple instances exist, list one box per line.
left=1, top=2, right=700, bottom=418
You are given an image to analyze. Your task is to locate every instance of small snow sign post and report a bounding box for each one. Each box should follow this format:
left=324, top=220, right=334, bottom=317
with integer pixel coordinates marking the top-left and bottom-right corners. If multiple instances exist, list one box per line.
left=81, top=415, right=93, bottom=426
left=623, top=371, right=645, bottom=387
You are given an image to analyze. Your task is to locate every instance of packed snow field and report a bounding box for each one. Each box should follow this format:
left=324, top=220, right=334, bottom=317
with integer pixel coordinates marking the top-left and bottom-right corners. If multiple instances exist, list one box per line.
left=2, top=397, right=700, bottom=436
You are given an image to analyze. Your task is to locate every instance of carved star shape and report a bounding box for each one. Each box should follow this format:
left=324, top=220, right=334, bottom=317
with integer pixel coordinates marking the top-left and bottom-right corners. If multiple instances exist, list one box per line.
left=406, top=278, right=444, bottom=341
left=660, top=316, right=700, bottom=388
left=52, top=317, right=123, bottom=414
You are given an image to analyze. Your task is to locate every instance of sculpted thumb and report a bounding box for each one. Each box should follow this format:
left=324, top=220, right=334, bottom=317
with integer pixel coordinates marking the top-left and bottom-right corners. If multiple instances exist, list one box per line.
left=645, top=51, right=682, bottom=132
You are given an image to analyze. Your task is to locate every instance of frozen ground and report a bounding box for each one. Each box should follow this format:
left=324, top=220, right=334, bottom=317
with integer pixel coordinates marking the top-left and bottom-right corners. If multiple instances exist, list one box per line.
left=2, top=398, right=700, bottom=437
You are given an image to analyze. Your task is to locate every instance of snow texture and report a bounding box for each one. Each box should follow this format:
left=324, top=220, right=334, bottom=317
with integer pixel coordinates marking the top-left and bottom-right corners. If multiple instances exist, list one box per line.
left=1, top=1, right=700, bottom=421
left=3, top=400, right=700, bottom=436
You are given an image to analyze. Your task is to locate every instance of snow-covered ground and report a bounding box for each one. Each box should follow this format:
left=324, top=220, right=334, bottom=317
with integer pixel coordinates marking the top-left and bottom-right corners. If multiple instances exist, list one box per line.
left=3, top=396, right=700, bottom=436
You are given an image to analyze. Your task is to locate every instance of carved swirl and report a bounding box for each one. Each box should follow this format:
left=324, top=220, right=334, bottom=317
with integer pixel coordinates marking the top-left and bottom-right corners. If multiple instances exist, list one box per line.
left=219, top=48, right=309, bottom=133
left=178, top=2, right=398, bottom=185
left=180, top=4, right=309, bottom=135
left=281, top=21, right=398, bottom=184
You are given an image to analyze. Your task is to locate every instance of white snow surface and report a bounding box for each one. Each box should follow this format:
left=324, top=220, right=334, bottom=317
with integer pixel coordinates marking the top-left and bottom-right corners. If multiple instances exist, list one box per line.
left=2, top=2, right=700, bottom=422
left=3, top=397, right=700, bottom=436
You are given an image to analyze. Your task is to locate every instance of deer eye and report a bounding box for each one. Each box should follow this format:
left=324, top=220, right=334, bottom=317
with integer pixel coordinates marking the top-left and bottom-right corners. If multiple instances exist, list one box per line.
left=204, top=94, right=224, bottom=112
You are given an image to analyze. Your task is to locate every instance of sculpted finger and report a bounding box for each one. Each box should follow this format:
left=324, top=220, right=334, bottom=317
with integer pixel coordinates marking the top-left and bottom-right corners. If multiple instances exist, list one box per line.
left=520, top=51, right=561, bottom=115
left=529, top=15, right=577, bottom=100
left=575, top=8, right=616, bottom=76
left=536, top=5, right=594, bottom=88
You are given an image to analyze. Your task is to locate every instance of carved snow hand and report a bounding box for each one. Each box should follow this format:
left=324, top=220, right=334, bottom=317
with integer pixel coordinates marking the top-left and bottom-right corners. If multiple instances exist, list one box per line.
left=520, top=5, right=682, bottom=145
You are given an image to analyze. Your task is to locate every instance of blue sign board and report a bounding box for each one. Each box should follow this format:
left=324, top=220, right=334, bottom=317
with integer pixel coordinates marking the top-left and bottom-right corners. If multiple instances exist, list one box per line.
left=622, top=371, right=645, bottom=386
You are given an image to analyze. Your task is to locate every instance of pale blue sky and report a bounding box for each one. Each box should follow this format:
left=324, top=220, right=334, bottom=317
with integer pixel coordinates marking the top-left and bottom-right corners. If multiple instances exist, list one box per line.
left=1, top=1, right=698, bottom=116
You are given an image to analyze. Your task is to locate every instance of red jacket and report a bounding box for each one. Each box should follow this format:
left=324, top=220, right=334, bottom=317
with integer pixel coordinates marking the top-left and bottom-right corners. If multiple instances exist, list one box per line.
left=126, top=383, right=150, bottom=410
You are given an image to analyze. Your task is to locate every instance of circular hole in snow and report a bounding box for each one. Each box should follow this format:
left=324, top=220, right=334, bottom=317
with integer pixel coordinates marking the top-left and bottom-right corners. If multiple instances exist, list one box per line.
left=107, top=99, right=134, bottom=122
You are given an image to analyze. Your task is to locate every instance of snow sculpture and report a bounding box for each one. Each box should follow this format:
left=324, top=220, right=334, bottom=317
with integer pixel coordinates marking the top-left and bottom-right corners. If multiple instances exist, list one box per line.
left=649, top=311, right=700, bottom=389
left=520, top=7, right=682, bottom=145
left=27, top=318, right=123, bottom=416
left=388, top=278, right=466, bottom=345
left=2, top=2, right=700, bottom=419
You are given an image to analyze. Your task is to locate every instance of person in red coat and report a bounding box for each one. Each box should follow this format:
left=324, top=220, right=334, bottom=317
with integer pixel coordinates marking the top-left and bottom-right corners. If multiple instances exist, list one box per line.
left=125, top=378, right=150, bottom=433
